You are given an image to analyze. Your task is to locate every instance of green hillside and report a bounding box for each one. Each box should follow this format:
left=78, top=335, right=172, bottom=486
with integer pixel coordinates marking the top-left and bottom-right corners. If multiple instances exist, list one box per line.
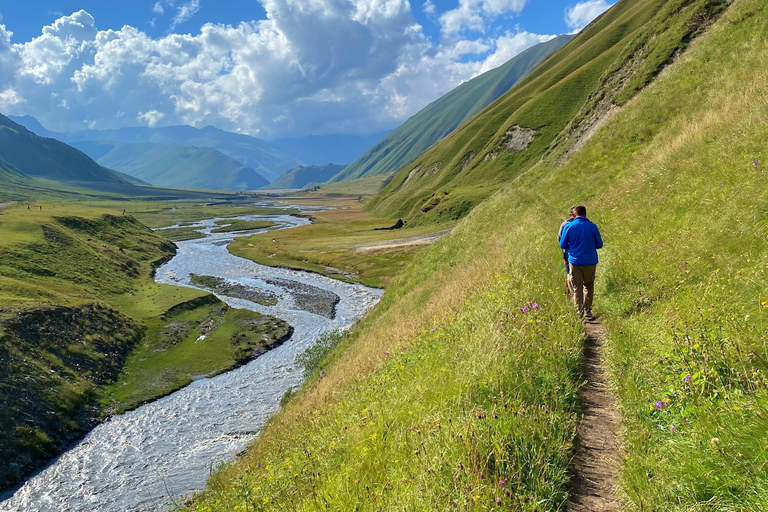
left=329, top=35, right=573, bottom=183
left=263, top=164, right=345, bottom=190
left=0, top=157, right=28, bottom=184
left=190, top=0, right=768, bottom=510
left=0, top=115, right=129, bottom=185
left=71, top=140, right=269, bottom=191
left=367, top=0, right=727, bottom=225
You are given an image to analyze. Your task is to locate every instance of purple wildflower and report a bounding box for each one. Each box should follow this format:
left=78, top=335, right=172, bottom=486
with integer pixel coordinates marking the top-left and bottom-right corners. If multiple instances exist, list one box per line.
left=533, top=303, right=539, bottom=311
left=720, top=184, right=724, bottom=188
left=670, top=425, right=676, bottom=434
left=522, top=306, right=530, bottom=313
left=496, top=497, right=502, bottom=504
left=753, top=159, right=760, bottom=167
left=385, top=350, right=390, bottom=354
left=498, top=479, right=506, bottom=487
left=683, top=374, right=691, bottom=383
left=655, top=401, right=664, bottom=411
left=430, top=328, right=435, bottom=332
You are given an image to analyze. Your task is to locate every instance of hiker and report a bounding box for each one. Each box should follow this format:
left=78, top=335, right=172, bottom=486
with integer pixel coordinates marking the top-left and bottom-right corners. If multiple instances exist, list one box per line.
left=559, top=205, right=603, bottom=319
left=557, top=207, right=576, bottom=297
left=39, top=205, right=42, bottom=211
left=27, top=205, right=30, bottom=211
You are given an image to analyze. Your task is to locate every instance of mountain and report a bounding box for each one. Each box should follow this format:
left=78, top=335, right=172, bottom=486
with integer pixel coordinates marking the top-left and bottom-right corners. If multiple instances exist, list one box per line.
left=0, top=114, right=129, bottom=184
left=269, top=132, right=390, bottom=167
left=70, top=140, right=269, bottom=191
left=262, top=163, right=345, bottom=190
left=329, top=35, right=573, bottom=183
left=8, top=119, right=303, bottom=183
left=192, top=1, right=767, bottom=510
left=366, top=0, right=725, bottom=225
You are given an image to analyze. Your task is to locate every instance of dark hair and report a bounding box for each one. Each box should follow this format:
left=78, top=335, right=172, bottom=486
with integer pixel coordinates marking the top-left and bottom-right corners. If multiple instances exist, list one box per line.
left=574, top=205, right=587, bottom=217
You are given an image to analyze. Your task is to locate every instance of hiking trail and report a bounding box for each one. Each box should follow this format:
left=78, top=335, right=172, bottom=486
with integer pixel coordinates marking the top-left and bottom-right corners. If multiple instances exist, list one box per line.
left=565, top=318, right=623, bottom=512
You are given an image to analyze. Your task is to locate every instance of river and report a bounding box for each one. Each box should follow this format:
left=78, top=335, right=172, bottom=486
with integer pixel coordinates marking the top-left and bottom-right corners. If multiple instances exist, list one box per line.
left=0, top=210, right=384, bottom=511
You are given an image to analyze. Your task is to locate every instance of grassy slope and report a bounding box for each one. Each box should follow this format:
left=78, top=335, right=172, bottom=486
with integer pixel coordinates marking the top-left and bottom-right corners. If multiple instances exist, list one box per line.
left=191, top=1, right=767, bottom=510
left=0, top=201, right=289, bottom=489
left=0, top=114, right=129, bottom=184
left=330, top=35, right=573, bottom=183
left=367, top=0, right=727, bottom=226
left=71, top=140, right=270, bottom=191
left=228, top=205, right=453, bottom=288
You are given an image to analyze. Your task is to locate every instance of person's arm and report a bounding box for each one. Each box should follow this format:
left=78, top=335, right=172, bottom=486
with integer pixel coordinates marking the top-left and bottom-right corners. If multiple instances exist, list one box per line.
left=559, top=227, right=569, bottom=250
left=594, top=226, right=604, bottom=249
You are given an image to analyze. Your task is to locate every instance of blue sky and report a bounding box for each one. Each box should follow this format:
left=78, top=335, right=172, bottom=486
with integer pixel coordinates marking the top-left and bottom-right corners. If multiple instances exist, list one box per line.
left=0, top=0, right=615, bottom=138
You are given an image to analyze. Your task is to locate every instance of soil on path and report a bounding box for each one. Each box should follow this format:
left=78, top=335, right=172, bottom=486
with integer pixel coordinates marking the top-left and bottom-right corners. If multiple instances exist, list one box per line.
left=566, top=318, right=623, bottom=512
left=354, top=229, right=452, bottom=253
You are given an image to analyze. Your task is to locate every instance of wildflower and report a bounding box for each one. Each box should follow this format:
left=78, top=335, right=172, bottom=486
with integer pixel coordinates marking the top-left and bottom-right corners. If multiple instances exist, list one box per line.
left=753, top=159, right=760, bottom=167
left=720, top=184, right=724, bottom=188
left=496, top=497, right=502, bottom=504
left=655, top=401, right=664, bottom=411
left=498, top=479, right=506, bottom=487
left=683, top=374, right=691, bottom=383
left=430, top=328, right=435, bottom=332
left=521, top=306, right=530, bottom=313
left=532, top=303, right=539, bottom=311
left=710, top=437, right=720, bottom=446
left=385, top=350, right=390, bottom=354
left=670, top=425, right=676, bottom=434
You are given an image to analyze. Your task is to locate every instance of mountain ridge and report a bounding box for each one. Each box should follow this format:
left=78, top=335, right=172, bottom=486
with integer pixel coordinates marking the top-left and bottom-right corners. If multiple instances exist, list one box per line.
left=329, top=35, right=574, bottom=183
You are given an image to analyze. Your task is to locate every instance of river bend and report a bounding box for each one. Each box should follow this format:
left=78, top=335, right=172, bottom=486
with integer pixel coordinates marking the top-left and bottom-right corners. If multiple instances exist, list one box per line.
left=0, top=212, right=383, bottom=511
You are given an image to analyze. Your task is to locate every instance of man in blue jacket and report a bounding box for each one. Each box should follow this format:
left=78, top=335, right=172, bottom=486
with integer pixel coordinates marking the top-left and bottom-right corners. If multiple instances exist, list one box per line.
left=559, top=205, right=603, bottom=319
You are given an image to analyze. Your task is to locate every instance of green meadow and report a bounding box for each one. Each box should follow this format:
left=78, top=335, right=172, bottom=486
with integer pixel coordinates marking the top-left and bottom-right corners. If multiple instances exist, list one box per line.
left=190, top=0, right=768, bottom=510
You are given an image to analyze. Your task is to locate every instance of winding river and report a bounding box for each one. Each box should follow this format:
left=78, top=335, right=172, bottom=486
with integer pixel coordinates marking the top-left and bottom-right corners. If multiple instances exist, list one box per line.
left=0, top=210, right=384, bottom=512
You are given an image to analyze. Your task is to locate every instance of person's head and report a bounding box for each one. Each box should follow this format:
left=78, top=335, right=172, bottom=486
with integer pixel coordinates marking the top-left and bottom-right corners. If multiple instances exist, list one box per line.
left=574, top=205, right=587, bottom=217
left=569, top=206, right=576, bottom=218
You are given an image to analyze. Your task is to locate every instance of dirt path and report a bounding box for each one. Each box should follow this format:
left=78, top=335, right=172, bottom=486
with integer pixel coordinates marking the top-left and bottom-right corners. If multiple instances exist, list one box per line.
left=565, top=318, right=623, bottom=512
left=354, top=229, right=452, bottom=252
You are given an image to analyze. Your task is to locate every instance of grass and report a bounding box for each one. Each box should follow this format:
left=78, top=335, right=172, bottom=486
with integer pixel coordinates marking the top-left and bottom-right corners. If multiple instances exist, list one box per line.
left=0, top=199, right=296, bottom=490
left=367, top=0, right=729, bottom=227
left=161, top=226, right=208, bottom=241
left=190, top=0, right=768, bottom=510
left=211, top=219, right=278, bottom=233
left=102, top=299, right=290, bottom=414
left=228, top=204, right=455, bottom=288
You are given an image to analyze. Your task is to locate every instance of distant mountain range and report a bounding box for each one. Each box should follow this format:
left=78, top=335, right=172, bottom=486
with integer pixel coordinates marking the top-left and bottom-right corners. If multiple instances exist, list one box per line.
left=0, top=114, right=130, bottom=185
left=262, top=164, right=345, bottom=190
left=70, top=140, right=269, bottom=191
left=330, top=35, right=573, bottom=183
left=10, top=117, right=302, bottom=184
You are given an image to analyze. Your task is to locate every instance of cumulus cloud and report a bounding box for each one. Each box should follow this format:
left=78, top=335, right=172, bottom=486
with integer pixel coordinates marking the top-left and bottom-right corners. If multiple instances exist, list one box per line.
left=478, top=30, right=555, bottom=73
left=440, top=0, right=527, bottom=35
left=423, top=0, right=436, bottom=15
left=0, top=2, right=560, bottom=138
left=171, top=0, right=201, bottom=29
left=565, top=0, right=613, bottom=31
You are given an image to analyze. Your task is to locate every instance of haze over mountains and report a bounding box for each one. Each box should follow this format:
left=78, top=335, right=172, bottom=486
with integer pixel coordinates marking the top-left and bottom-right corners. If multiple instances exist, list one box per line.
left=70, top=141, right=270, bottom=191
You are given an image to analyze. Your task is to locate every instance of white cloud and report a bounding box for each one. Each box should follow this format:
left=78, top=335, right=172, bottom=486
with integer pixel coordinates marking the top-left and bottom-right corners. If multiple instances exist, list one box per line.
left=565, top=0, right=613, bottom=31
left=0, top=3, right=560, bottom=138
left=479, top=30, right=555, bottom=73
left=439, top=0, right=527, bottom=35
left=171, top=0, right=201, bottom=29
left=423, top=0, right=436, bottom=15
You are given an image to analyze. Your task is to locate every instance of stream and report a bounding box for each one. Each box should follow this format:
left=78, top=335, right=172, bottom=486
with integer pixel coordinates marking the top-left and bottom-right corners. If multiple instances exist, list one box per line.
left=0, top=210, right=384, bottom=511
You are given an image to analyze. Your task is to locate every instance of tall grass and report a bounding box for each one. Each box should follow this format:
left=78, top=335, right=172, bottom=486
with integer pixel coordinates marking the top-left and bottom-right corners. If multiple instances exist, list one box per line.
left=191, top=0, right=768, bottom=509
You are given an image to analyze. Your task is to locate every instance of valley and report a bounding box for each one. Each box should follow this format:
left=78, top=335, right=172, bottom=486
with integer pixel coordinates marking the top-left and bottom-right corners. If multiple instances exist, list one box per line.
left=1, top=0, right=767, bottom=510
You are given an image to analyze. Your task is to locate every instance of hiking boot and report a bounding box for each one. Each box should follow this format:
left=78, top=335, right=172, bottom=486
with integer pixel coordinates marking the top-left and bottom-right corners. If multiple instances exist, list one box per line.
left=584, top=311, right=594, bottom=319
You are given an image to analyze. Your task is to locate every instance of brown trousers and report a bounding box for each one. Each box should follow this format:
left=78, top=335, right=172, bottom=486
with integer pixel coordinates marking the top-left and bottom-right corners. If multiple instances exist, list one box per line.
left=570, top=264, right=596, bottom=316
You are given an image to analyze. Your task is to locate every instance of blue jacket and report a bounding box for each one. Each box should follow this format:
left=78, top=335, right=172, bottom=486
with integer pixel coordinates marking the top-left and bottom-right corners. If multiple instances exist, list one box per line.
left=559, top=216, right=603, bottom=266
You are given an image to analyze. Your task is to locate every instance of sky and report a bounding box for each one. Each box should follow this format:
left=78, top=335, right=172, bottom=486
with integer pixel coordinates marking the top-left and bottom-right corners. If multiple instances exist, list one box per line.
left=0, top=0, right=615, bottom=139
